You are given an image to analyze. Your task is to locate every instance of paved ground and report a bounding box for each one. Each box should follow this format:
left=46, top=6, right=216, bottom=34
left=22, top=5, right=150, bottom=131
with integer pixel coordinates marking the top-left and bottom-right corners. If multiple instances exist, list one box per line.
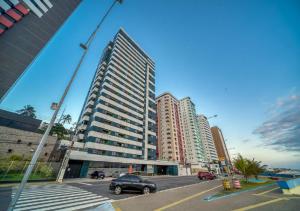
left=113, top=180, right=300, bottom=211
left=1, top=176, right=299, bottom=211
left=0, top=176, right=202, bottom=211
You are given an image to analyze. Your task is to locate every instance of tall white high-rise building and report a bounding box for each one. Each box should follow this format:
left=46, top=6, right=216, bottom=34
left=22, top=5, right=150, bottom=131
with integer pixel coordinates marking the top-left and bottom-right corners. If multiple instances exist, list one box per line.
left=197, top=115, right=218, bottom=162
left=179, top=97, right=206, bottom=169
left=68, top=29, right=178, bottom=177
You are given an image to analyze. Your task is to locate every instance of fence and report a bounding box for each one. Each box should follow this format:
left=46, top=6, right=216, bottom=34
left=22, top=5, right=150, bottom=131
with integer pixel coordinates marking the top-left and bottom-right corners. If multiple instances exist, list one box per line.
left=0, top=160, right=62, bottom=182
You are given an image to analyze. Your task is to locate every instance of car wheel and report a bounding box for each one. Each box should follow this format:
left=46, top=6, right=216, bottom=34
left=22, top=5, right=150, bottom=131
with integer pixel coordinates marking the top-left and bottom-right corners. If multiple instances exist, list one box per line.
left=114, top=186, right=122, bottom=195
left=143, top=186, right=150, bottom=194
left=101, top=176, right=104, bottom=179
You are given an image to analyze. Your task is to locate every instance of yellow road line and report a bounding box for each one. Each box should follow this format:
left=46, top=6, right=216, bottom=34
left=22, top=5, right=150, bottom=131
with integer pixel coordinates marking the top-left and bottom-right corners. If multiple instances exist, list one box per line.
left=254, top=187, right=280, bottom=195
left=232, top=198, right=289, bottom=211
left=112, top=203, right=122, bottom=211
left=154, top=185, right=222, bottom=211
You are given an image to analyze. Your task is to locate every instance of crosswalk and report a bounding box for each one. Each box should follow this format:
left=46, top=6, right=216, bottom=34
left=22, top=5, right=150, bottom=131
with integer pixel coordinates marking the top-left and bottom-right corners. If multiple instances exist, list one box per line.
left=11, top=184, right=112, bottom=211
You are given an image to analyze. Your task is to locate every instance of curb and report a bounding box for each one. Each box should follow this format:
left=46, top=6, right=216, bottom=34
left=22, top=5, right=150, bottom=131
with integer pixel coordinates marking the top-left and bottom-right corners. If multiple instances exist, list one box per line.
left=204, top=183, right=276, bottom=202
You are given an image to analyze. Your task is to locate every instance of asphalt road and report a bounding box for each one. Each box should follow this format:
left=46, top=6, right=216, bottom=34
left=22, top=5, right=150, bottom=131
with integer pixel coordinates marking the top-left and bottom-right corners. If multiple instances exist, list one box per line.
left=68, top=175, right=203, bottom=200
left=114, top=180, right=300, bottom=211
left=0, top=175, right=203, bottom=210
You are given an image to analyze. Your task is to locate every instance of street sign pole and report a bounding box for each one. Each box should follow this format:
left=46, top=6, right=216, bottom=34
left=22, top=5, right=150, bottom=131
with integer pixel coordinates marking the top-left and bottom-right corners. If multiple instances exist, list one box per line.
left=8, top=1, right=122, bottom=210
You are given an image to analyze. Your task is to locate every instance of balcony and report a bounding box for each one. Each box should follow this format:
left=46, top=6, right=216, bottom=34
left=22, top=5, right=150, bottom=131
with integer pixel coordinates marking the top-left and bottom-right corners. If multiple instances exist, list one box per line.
left=85, top=100, right=94, bottom=108
left=88, top=93, right=97, bottom=101
left=93, top=81, right=100, bottom=88
left=83, top=108, right=92, bottom=115
left=78, top=124, right=87, bottom=131
left=78, top=134, right=84, bottom=140
left=82, top=115, right=90, bottom=122
left=91, top=87, right=99, bottom=95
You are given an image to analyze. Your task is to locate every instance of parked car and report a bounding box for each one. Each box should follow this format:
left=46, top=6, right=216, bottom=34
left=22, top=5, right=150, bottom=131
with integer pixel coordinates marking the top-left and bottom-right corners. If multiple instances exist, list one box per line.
left=109, top=174, right=157, bottom=195
left=112, top=171, right=127, bottom=178
left=198, top=171, right=216, bottom=180
left=91, top=170, right=105, bottom=179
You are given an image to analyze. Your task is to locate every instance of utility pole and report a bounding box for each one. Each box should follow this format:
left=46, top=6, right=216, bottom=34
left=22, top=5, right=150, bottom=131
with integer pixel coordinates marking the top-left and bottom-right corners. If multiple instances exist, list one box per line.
left=8, top=1, right=123, bottom=210
left=207, top=114, right=218, bottom=119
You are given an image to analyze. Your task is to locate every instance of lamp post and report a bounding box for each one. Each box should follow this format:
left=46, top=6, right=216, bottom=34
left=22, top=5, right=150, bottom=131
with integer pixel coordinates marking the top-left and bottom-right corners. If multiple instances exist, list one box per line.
left=207, top=114, right=218, bottom=119
left=7, top=1, right=123, bottom=210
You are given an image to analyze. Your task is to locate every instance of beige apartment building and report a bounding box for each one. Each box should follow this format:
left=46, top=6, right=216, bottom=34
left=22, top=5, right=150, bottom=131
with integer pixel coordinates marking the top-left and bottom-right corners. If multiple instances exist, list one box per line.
left=211, top=126, right=231, bottom=169
left=156, top=93, right=185, bottom=164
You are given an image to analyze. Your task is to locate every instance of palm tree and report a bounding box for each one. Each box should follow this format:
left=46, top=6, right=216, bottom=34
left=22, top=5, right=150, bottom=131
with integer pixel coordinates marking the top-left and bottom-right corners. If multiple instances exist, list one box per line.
left=60, top=114, right=72, bottom=125
left=233, top=154, right=252, bottom=182
left=16, top=105, right=36, bottom=118
left=249, top=159, right=265, bottom=179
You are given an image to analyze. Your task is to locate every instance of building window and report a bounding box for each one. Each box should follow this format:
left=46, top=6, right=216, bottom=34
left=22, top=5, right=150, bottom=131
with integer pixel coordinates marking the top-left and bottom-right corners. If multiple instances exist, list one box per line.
left=7, top=149, right=13, bottom=153
left=27, top=142, right=32, bottom=146
left=17, top=139, right=21, bottom=144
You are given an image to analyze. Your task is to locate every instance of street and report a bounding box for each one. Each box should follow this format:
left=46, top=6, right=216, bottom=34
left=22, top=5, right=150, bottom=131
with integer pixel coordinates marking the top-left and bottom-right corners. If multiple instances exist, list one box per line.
left=1, top=176, right=299, bottom=211
left=113, top=179, right=300, bottom=211
left=0, top=176, right=202, bottom=211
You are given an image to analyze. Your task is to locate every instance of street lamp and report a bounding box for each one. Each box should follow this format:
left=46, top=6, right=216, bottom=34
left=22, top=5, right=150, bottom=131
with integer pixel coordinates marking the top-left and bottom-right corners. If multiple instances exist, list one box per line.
left=207, top=114, right=218, bottom=119
left=8, top=1, right=123, bottom=210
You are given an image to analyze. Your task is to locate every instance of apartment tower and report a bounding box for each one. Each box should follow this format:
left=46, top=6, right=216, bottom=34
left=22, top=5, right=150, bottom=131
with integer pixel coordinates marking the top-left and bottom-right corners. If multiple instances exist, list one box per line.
left=197, top=115, right=218, bottom=162
left=179, top=97, right=206, bottom=169
left=211, top=126, right=231, bottom=165
left=156, top=92, right=185, bottom=163
left=65, top=29, right=183, bottom=178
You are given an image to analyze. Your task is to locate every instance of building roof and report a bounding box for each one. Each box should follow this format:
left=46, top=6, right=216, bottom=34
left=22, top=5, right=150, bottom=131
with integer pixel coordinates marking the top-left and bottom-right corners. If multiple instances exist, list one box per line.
left=0, top=109, right=41, bottom=132
left=115, top=28, right=155, bottom=65
left=156, top=92, right=179, bottom=101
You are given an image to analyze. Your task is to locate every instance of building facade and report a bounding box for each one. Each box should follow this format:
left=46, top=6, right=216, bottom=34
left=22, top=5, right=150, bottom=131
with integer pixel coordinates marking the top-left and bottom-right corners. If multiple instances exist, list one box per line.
left=0, top=126, right=57, bottom=161
left=0, top=0, right=81, bottom=100
left=156, top=92, right=185, bottom=163
left=70, top=29, right=177, bottom=178
left=179, top=97, right=206, bottom=171
left=197, top=115, right=218, bottom=162
left=211, top=126, right=231, bottom=167
left=0, top=109, right=41, bottom=132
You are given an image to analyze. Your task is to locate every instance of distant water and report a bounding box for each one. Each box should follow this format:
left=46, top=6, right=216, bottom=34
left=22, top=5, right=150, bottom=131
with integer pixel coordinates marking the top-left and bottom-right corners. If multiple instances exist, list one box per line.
left=248, top=178, right=266, bottom=183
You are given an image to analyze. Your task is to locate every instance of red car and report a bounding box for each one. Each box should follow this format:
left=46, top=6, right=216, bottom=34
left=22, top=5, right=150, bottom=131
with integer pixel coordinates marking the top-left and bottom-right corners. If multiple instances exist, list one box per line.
left=198, top=171, right=216, bottom=180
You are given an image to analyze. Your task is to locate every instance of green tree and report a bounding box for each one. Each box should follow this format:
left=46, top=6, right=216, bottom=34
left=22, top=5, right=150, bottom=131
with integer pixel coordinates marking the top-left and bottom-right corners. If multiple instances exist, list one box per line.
left=233, top=154, right=252, bottom=182
left=248, top=159, right=265, bottom=179
left=51, top=123, right=68, bottom=140
left=60, top=114, right=72, bottom=125
left=16, top=105, right=36, bottom=118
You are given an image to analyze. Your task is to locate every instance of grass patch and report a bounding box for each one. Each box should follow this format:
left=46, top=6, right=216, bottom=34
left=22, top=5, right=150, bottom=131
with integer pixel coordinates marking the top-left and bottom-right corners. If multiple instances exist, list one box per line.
left=0, top=173, right=55, bottom=182
left=212, top=178, right=275, bottom=198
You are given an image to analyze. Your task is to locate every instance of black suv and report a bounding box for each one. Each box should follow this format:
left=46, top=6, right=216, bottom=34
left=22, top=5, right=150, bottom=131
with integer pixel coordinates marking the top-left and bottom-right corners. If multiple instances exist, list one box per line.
left=109, top=174, right=157, bottom=195
left=90, top=170, right=105, bottom=179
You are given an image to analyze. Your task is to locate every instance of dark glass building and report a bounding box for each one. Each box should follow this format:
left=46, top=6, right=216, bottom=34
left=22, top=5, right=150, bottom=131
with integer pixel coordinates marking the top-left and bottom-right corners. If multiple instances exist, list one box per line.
left=0, top=0, right=81, bottom=100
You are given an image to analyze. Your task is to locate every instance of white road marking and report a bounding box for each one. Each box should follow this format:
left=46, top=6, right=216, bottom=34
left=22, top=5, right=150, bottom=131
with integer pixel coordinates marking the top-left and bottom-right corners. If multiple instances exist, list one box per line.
left=11, top=184, right=112, bottom=211
left=77, top=182, right=92, bottom=186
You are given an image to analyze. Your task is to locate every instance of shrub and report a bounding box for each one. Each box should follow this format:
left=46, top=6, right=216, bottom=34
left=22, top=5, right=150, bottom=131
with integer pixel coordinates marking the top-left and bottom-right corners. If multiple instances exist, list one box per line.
left=37, top=163, right=53, bottom=178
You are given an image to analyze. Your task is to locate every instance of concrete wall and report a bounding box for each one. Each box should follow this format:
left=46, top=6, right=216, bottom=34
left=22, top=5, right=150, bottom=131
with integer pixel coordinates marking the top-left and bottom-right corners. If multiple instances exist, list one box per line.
left=0, top=126, right=57, bottom=161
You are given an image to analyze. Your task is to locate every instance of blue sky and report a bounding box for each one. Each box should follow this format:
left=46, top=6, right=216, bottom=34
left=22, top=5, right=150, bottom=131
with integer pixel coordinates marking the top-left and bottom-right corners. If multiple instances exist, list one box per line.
left=1, top=0, right=300, bottom=168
